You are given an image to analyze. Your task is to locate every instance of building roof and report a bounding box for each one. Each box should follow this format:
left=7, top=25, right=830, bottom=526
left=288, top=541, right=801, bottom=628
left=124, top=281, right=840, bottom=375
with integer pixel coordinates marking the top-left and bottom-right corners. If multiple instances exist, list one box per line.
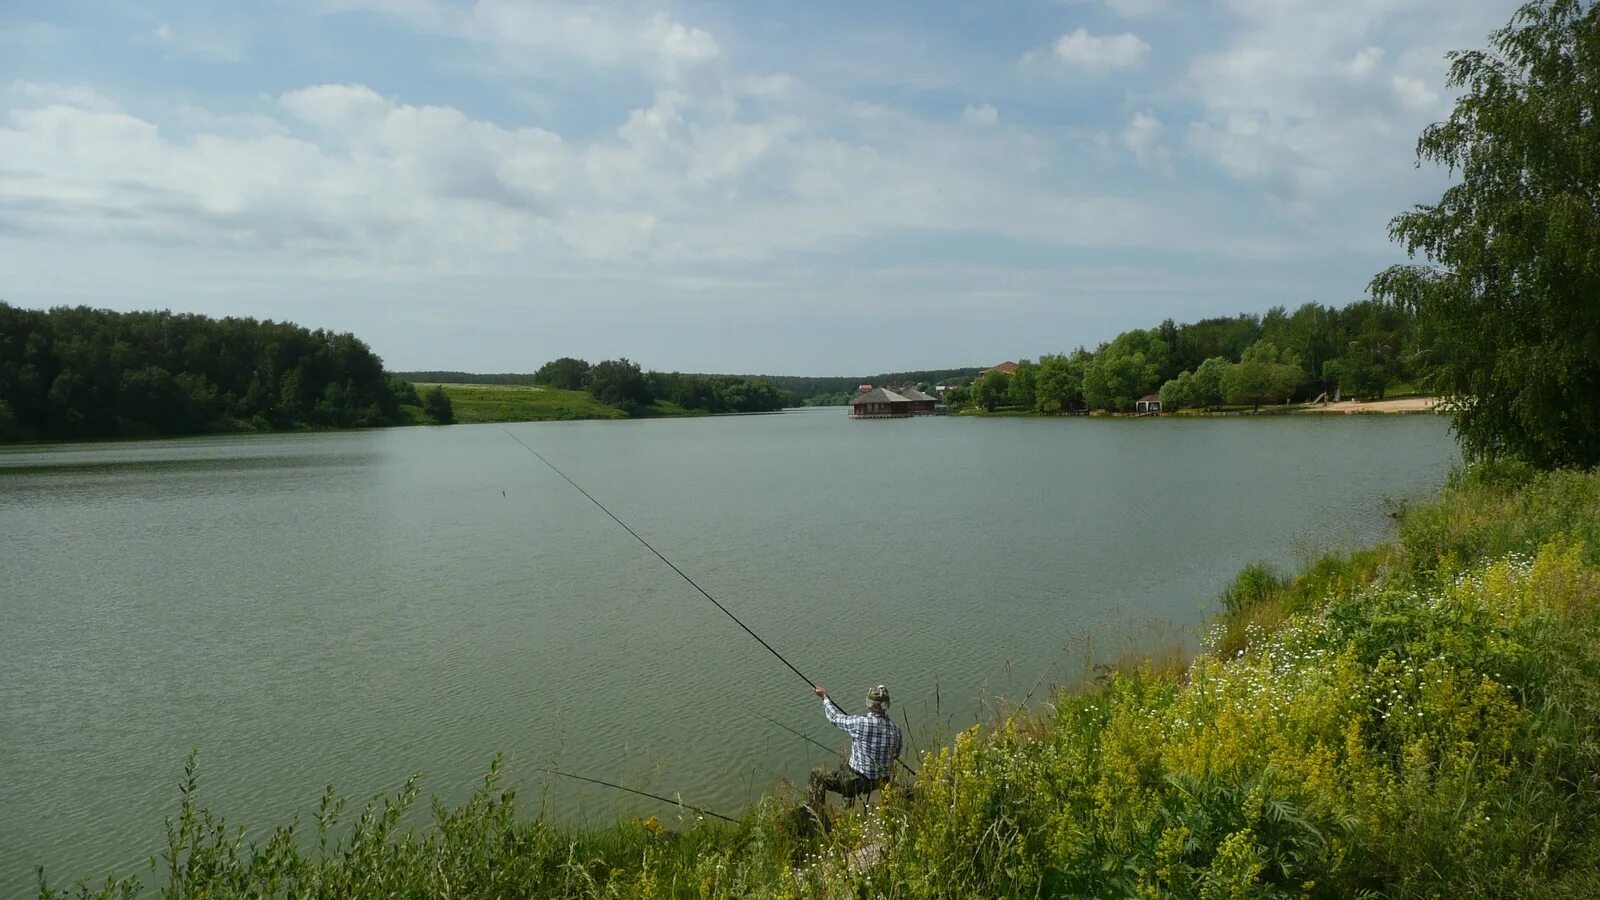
left=850, top=387, right=910, bottom=405
left=897, top=387, right=937, bottom=402
left=984, top=361, right=1019, bottom=374
left=1139, top=394, right=1162, bottom=402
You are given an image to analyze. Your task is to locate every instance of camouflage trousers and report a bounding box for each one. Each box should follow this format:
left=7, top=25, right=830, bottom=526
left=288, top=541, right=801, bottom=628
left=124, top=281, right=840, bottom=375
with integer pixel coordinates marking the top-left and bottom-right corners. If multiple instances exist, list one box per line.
left=808, top=767, right=888, bottom=804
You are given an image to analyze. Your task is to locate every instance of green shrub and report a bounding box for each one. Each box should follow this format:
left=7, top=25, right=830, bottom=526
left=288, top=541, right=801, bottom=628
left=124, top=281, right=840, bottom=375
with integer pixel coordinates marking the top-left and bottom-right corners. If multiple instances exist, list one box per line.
left=1219, top=562, right=1284, bottom=616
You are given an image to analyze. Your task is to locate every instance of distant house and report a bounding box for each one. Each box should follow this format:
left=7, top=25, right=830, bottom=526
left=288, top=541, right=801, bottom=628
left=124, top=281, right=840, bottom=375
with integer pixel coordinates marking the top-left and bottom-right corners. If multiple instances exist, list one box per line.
left=980, top=361, right=1020, bottom=375
left=851, top=387, right=910, bottom=417
left=896, top=386, right=939, bottom=414
left=858, top=384, right=873, bottom=392
left=849, top=387, right=944, bottom=418
left=1136, top=394, right=1162, bottom=414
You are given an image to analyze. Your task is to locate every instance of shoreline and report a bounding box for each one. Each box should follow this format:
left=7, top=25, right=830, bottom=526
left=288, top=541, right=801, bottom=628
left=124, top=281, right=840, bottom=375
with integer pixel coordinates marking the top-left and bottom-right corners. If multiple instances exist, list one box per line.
left=0, top=397, right=1444, bottom=447
left=952, top=395, right=1443, bottom=418
left=1297, top=395, right=1438, bottom=414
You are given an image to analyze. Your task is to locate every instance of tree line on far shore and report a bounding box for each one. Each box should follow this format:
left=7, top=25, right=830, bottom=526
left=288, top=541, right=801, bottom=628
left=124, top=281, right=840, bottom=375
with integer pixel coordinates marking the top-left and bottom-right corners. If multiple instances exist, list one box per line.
left=0, top=300, right=799, bottom=443
left=954, top=298, right=1419, bottom=414
left=406, top=363, right=990, bottom=412
left=0, top=303, right=457, bottom=443
left=527, top=357, right=789, bottom=415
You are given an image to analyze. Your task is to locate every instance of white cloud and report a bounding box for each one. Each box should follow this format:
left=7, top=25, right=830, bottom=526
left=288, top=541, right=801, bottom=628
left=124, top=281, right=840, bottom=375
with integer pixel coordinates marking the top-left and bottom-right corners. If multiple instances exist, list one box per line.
left=1181, top=0, right=1507, bottom=207
left=1040, top=29, right=1151, bottom=74
left=1390, top=75, right=1439, bottom=109
left=280, top=84, right=392, bottom=133
left=1, top=81, right=1196, bottom=275
left=1122, top=111, right=1167, bottom=165
left=174, top=105, right=291, bottom=138
left=640, top=13, right=720, bottom=68
left=5, top=81, right=118, bottom=113
left=12, top=1, right=1504, bottom=371
left=962, top=103, right=999, bottom=126
left=1347, top=46, right=1384, bottom=77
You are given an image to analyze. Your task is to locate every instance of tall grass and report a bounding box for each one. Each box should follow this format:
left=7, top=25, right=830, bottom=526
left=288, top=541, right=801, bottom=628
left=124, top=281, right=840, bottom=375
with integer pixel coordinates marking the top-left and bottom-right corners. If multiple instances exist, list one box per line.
left=42, top=466, right=1600, bottom=897
left=38, top=755, right=809, bottom=899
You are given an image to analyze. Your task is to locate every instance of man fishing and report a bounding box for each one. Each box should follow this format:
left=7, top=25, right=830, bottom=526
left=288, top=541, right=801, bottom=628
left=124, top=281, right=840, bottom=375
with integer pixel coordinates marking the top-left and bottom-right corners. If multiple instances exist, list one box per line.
left=808, top=683, right=903, bottom=806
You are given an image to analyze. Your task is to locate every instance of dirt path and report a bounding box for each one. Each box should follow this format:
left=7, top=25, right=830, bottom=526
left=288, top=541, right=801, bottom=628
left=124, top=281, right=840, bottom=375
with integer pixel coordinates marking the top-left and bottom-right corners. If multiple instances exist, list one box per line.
left=1304, top=396, right=1439, bottom=414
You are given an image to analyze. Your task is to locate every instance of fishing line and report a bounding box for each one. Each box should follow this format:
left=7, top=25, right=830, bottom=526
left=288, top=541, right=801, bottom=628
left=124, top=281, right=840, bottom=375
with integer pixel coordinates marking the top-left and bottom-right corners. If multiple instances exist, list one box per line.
left=503, top=428, right=817, bottom=691
left=538, top=766, right=736, bottom=823
left=757, top=710, right=920, bottom=778
left=754, top=711, right=838, bottom=757
left=505, top=429, right=917, bottom=777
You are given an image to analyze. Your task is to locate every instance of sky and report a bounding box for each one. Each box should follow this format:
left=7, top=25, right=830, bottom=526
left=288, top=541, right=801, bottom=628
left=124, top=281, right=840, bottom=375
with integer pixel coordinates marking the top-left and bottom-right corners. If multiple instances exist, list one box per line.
left=0, top=0, right=1518, bottom=375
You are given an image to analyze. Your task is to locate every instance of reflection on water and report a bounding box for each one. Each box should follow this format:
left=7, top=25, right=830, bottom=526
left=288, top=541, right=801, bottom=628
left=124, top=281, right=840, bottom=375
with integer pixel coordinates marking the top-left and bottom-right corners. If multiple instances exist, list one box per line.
left=0, top=435, right=381, bottom=505
left=0, top=413, right=1458, bottom=893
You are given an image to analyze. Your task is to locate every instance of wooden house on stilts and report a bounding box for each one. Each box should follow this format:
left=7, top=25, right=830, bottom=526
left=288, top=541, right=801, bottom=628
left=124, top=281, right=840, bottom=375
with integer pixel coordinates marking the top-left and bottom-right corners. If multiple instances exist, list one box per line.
left=849, top=387, right=943, bottom=418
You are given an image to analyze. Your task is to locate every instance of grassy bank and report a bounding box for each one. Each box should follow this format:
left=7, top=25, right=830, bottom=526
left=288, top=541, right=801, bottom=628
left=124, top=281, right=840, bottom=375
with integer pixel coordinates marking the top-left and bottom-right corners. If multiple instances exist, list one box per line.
left=417, top=383, right=696, bottom=424
left=414, top=383, right=629, bottom=423
left=43, top=465, right=1600, bottom=897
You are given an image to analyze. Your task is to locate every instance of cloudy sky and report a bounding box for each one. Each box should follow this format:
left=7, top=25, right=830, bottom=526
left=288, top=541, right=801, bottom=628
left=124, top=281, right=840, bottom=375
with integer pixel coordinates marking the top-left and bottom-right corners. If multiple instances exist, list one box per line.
left=1, top=0, right=1516, bottom=375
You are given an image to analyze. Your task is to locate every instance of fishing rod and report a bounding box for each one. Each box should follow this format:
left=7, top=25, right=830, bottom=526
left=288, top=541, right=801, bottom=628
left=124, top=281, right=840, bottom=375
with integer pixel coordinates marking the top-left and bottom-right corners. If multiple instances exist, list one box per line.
left=538, top=767, right=736, bottom=823
left=502, top=429, right=818, bottom=692
left=755, top=711, right=837, bottom=757
left=506, top=431, right=918, bottom=776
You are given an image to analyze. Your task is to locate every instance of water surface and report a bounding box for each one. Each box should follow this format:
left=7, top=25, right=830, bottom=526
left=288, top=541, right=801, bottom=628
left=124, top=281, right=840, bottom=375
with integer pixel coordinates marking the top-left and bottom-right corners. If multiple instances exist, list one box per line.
left=0, top=411, right=1457, bottom=891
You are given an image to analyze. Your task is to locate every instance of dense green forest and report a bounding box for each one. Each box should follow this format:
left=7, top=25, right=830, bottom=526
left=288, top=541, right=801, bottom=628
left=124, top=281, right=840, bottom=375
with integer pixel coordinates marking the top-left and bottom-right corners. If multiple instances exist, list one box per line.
left=0, top=304, right=800, bottom=441
left=955, top=298, right=1420, bottom=414
left=0, top=303, right=441, bottom=442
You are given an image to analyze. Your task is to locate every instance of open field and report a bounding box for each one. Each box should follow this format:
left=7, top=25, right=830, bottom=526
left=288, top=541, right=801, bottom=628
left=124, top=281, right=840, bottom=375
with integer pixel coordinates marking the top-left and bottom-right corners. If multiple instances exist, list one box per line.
left=417, top=383, right=627, bottom=423
left=417, top=383, right=695, bottom=423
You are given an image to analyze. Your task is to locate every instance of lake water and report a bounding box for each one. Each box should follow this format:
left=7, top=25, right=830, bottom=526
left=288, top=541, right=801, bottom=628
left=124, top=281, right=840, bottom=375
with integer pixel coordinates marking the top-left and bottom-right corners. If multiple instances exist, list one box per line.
left=1, top=410, right=1458, bottom=891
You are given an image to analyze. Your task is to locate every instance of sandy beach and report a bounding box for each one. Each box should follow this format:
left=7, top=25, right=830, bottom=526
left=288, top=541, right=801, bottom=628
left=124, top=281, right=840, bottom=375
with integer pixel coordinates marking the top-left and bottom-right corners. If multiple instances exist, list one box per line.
left=1305, top=396, right=1439, bottom=414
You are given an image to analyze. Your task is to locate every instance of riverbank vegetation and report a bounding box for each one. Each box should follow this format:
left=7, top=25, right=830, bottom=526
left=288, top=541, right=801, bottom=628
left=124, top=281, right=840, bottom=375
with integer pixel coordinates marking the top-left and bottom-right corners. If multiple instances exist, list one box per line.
left=402, top=359, right=790, bottom=418
left=949, top=296, right=1423, bottom=416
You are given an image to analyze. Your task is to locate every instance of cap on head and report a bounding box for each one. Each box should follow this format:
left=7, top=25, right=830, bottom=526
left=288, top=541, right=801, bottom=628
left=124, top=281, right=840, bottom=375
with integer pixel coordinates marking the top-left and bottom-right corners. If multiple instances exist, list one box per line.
left=866, top=684, right=891, bottom=712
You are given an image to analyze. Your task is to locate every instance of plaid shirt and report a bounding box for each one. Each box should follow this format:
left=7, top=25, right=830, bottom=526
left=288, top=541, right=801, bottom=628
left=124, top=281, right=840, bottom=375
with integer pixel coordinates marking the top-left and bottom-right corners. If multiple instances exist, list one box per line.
left=823, top=697, right=903, bottom=779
